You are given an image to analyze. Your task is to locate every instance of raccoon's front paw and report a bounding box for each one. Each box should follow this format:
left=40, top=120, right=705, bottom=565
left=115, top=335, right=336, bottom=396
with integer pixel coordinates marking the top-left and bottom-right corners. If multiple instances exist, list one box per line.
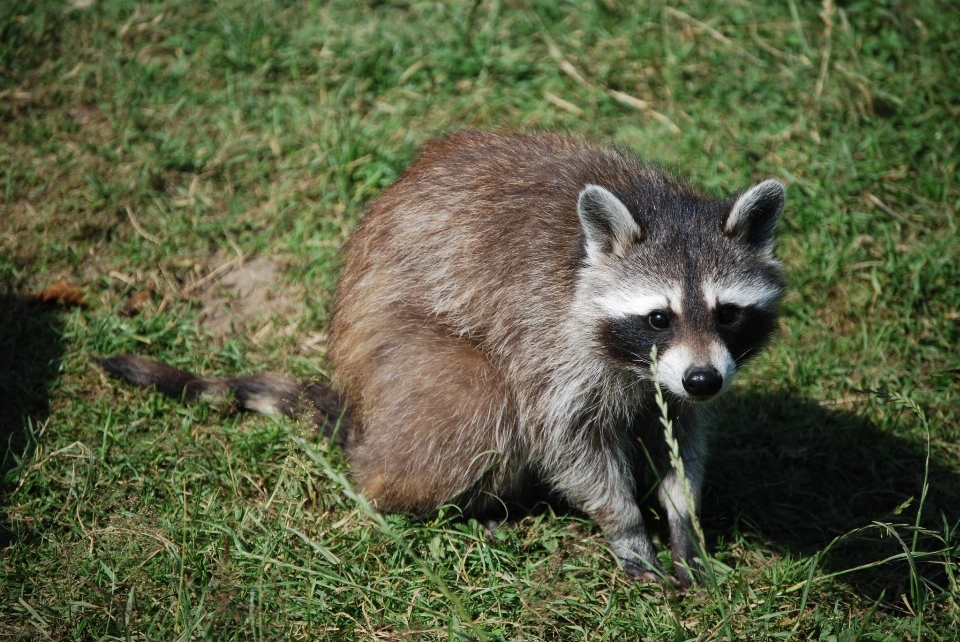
left=621, top=558, right=671, bottom=584
left=611, top=538, right=667, bottom=584
left=671, top=551, right=704, bottom=589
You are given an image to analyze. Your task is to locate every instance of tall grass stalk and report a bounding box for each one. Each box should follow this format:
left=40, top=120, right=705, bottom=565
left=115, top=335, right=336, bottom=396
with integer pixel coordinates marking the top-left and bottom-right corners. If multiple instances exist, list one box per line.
left=648, top=345, right=707, bottom=568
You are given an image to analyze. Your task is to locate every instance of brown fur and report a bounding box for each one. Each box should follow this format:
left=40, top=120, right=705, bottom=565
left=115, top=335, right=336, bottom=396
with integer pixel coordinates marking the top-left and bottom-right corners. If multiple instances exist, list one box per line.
left=330, top=132, right=686, bottom=510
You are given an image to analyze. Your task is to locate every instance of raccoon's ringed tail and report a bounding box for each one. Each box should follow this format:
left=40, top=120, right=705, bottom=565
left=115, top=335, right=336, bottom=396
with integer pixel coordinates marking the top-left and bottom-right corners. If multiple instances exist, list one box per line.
left=96, top=354, right=349, bottom=440
left=95, top=354, right=219, bottom=401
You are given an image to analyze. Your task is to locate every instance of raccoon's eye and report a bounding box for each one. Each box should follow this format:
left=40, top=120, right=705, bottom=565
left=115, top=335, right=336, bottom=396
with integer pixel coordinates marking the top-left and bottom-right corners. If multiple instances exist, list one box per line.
left=717, top=305, right=739, bottom=325
left=648, top=311, right=671, bottom=331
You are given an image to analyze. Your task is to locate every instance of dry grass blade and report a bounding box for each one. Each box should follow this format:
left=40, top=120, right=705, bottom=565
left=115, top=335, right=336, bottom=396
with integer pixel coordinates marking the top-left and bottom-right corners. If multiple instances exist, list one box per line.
left=543, top=90, right=584, bottom=117
left=665, top=7, right=765, bottom=66
left=540, top=19, right=680, bottom=133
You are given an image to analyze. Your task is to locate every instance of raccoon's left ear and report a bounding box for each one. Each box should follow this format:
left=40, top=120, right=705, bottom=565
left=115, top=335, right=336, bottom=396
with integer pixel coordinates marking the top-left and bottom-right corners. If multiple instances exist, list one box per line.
left=577, top=184, right=645, bottom=261
left=724, top=179, right=785, bottom=249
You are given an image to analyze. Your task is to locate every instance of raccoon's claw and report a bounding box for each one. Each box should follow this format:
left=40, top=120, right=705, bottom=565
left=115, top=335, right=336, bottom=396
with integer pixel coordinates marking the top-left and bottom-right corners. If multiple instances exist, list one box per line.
left=618, top=556, right=667, bottom=584
left=482, top=518, right=501, bottom=540
left=611, top=534, right=664, bottom=583
left=671, top=553, right=704, bottom=589
left=641, top=571, right=680, bottom=586
left=674, top=568, right=694, bottom=589
left=623, top=563, right=680, bottom=587
left=619, top=550, right=700, bottom=588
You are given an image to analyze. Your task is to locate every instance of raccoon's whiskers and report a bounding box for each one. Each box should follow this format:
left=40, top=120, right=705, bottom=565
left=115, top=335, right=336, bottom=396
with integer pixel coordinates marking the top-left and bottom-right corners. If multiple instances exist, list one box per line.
left=733, top=342, right=766, bottom=364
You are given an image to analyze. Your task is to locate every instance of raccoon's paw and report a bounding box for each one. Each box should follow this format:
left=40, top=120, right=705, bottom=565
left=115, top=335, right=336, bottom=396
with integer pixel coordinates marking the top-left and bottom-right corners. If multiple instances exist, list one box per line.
left=611, top=538, right=669, bottom=584
left=621, top=559, right=673, bottom=585
left=482, top=518, right=502, bottom=540
left=671, top=552, right=704, bottom=589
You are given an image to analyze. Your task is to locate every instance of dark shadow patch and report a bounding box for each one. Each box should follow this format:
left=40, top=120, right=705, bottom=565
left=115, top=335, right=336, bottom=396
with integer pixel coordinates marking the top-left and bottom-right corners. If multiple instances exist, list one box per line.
left=0, top=293, right=66, bottom=547
left=0, top=0, right=66, bottom=93
left=704, top=391, right=960, bottom=604
left=457, top=391, right=959, bottom=608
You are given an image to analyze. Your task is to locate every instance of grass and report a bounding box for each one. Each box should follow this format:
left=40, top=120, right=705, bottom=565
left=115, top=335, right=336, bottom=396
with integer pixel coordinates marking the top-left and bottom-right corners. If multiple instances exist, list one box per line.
left=2, top=0, right=959, bottom=638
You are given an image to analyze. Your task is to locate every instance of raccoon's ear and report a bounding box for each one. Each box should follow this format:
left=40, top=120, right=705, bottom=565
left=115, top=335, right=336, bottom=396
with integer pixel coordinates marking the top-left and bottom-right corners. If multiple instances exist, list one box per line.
left=724, top=179, right=785, bottom=249
left=577, top=184, right=644, bottom=260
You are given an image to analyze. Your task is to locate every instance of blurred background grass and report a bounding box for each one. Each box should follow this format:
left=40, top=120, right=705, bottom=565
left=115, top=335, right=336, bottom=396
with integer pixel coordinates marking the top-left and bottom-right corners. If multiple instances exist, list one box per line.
left=1, top=0, right=958, bottom=639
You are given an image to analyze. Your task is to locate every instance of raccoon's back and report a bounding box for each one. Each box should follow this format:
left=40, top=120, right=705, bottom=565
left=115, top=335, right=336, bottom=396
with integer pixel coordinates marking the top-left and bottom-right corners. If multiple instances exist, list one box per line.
left=332, top=131, right=680, bottom=350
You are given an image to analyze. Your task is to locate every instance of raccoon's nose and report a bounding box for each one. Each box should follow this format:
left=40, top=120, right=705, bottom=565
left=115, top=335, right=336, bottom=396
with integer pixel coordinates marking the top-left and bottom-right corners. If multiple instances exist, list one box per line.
left=682, top=367, right=723, bottom=398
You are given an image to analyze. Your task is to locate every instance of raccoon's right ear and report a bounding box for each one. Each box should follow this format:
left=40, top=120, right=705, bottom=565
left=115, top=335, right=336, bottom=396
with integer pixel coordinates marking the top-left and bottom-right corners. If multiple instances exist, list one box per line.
left=577, top=184, right=645, bottom=261
left=724, top=179, right=785, bottom=250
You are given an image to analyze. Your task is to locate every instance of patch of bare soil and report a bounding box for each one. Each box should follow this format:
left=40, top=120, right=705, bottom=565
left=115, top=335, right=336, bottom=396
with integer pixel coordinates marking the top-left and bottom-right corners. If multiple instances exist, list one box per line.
left=194, top=255, right=302, bottom=339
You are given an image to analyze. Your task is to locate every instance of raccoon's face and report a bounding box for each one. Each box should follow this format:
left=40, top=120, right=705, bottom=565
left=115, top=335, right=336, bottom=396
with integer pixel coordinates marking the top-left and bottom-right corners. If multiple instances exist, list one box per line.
left=576, top=180, right=785, bottom=402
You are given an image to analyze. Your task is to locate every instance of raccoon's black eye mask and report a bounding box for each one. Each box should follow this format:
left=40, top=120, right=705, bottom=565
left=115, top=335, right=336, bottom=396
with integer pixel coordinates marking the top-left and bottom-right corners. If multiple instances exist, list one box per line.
left=599, top=314, right=671, bottom=368
left=714, top=304, right=780, bottom=365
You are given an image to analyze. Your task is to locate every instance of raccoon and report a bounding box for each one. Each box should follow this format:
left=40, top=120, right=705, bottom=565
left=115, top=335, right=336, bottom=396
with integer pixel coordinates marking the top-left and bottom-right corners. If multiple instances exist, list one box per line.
left=99, top=131, right=785, bottom=587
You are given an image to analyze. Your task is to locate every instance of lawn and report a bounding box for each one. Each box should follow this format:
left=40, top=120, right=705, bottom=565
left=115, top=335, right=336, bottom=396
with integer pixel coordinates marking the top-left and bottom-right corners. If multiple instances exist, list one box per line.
left=1, top=0, right=958, bottom=639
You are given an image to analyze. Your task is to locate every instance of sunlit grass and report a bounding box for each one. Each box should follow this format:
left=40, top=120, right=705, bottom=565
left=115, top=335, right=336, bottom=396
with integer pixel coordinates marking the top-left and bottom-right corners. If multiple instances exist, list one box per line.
left=2, top=0, right=958, bottom=639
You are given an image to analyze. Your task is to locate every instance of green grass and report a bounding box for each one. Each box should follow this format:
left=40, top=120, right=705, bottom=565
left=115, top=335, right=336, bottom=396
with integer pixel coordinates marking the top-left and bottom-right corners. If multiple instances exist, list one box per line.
left=2, top=0, right=959, bottom=638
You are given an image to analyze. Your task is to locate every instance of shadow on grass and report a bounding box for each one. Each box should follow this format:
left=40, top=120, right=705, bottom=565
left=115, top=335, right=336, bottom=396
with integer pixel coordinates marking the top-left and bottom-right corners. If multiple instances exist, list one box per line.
left=704, top=391, right=960, bottom=603
left=469, top=389, right=957, bottom=607
left=0, top=293, right=66, bottom=546
left=0, top=0, right=66, bottom=92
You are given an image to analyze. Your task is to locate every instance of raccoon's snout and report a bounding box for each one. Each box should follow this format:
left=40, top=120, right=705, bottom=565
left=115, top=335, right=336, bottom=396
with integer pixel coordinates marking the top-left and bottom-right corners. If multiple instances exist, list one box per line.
left=682, top=367, right=723, bottom=398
